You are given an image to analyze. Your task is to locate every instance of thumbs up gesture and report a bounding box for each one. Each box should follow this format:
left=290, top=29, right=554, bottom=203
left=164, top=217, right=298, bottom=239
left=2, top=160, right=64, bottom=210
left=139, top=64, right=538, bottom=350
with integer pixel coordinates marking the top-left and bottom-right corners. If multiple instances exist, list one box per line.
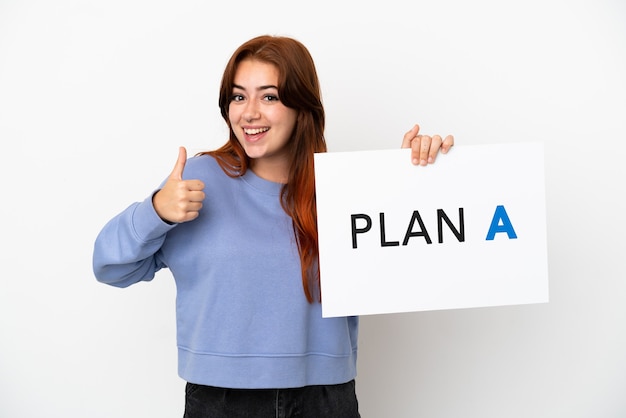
left=153, top=147, right=205, bottom=224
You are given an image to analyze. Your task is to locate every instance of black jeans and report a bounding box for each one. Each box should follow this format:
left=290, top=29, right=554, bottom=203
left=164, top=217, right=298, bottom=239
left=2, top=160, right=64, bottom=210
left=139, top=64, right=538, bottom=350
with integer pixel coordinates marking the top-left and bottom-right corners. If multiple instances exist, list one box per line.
left=183, top=380, right=361, bottom=418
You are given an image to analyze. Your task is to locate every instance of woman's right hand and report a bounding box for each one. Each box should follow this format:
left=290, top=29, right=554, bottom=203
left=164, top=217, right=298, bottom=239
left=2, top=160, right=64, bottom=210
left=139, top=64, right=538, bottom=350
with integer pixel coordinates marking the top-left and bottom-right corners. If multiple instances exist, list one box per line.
left=153, top=147, right=205, bottom=224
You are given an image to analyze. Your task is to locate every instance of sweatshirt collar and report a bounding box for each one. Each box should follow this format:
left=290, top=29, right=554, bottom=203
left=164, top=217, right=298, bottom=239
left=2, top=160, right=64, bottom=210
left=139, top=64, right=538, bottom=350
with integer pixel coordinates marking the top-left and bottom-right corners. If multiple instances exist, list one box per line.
left=241, top=168, right=283, bottom=196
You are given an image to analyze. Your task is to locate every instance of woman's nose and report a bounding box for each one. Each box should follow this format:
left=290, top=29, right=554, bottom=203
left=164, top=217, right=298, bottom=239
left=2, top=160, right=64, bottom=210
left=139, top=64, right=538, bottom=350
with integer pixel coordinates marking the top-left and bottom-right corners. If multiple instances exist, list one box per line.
left=243, top=100, right=260, bottom=122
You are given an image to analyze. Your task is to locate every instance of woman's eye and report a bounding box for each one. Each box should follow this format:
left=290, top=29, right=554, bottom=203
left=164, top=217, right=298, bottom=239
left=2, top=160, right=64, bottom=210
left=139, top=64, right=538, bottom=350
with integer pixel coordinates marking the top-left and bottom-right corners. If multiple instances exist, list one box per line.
left=230, top=94, right=244, bottom=102
left=264, top=94, right=279, bottom=102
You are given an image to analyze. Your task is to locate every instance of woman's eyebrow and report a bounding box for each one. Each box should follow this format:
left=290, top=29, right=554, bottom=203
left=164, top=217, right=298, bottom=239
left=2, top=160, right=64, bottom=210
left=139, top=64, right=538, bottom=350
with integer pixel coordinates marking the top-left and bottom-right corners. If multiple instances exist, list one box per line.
left=233, top=83, right=278, bottom=91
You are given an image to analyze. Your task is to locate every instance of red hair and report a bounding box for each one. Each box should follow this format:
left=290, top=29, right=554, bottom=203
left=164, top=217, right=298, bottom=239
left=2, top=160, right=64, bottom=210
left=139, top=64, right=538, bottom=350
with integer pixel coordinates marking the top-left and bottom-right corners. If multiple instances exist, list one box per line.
left=200, top=35, right=326, bottom=303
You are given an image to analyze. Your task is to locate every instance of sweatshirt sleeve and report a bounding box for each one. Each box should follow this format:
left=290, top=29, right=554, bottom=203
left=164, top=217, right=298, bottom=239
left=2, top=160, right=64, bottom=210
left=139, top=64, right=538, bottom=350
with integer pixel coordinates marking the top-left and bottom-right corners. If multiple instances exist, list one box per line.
left=92, top=194, right=176, bottom=288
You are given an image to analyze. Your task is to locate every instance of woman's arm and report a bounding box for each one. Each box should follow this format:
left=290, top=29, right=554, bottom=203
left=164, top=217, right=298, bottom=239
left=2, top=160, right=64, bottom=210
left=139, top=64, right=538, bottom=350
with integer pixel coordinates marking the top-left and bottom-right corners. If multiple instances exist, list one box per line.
left=92, top=194, right=175, bottom=288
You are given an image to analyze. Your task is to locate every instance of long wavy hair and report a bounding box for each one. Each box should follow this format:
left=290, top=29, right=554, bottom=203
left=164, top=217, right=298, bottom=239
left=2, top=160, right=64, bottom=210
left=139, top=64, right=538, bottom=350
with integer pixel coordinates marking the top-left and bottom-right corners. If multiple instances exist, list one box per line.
left=200, top=35, right=327, bottom=303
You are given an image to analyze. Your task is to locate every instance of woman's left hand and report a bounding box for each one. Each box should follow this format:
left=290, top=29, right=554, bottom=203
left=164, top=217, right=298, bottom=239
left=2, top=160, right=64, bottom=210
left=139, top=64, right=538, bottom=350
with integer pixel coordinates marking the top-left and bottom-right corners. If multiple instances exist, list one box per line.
left=401, top=124, right=454, bottom=166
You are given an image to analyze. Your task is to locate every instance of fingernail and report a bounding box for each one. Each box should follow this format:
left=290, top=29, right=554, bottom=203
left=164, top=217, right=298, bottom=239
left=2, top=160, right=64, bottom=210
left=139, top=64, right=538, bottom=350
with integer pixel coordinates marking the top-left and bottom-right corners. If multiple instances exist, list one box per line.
left=412, top=158, right=419, bottom=165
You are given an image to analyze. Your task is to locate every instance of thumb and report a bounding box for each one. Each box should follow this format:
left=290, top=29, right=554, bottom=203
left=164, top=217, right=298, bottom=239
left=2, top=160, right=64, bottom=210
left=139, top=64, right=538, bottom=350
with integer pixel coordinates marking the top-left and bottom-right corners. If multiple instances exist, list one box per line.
left=401, top=124, right=420, bottom=149
left=169, top=146, right=187, bottom=180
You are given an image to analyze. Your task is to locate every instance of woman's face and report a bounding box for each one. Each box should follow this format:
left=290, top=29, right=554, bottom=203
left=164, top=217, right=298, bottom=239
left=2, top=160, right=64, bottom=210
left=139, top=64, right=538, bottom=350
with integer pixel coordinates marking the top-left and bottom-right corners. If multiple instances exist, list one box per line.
left=229, top=59, right=298, bottom=183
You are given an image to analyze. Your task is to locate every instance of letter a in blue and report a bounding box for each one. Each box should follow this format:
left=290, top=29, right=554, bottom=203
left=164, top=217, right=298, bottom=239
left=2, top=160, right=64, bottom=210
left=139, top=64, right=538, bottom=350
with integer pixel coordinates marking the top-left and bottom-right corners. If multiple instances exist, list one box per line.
left=486, top=205, right=518, bottom=240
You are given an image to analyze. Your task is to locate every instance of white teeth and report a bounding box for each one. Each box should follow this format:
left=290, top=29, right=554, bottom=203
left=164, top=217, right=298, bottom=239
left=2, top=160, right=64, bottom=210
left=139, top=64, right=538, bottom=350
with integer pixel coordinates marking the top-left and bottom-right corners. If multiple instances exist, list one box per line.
left=244, top=127, right=269, bottom=135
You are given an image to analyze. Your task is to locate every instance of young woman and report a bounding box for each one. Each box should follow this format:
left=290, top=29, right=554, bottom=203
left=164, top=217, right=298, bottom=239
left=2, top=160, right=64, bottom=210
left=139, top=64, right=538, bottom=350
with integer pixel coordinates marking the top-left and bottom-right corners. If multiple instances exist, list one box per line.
left=93, top=35, right=453, bottom=418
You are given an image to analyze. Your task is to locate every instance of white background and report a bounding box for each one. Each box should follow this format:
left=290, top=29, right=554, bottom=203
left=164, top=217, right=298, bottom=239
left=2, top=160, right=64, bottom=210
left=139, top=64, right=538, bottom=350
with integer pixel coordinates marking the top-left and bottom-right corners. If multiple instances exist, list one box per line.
left=1, top=1, right=624, bottom=417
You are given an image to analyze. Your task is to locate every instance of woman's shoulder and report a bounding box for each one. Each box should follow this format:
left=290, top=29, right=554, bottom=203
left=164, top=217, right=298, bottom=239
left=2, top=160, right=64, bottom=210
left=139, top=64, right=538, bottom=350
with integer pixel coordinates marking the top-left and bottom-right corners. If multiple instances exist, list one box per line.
left=183, top=152, right=247, bottom=193
left=183, top=153, right=222, bottom=178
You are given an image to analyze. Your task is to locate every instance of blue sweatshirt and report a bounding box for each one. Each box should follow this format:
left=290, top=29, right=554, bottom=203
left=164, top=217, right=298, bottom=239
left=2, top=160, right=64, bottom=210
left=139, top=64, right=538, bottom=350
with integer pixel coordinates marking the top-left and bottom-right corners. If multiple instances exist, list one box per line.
left=92, top=154, right=358, bottom=389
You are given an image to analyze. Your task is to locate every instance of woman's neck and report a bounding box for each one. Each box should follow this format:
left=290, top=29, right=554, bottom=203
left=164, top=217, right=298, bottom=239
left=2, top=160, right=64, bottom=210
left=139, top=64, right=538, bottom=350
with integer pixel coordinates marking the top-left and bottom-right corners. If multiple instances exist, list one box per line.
left=249, top=159, right=289, bottom=184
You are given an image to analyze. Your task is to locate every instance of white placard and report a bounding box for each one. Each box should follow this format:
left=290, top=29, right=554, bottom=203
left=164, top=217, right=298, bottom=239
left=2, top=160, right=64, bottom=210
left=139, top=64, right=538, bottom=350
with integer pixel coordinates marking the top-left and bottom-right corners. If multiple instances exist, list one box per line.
left=314, top=143, right=549, bottom=317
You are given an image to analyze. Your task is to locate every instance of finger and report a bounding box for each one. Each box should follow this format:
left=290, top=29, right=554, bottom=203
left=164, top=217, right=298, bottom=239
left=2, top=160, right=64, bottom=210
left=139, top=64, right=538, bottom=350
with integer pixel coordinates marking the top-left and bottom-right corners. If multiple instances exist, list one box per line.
left=418, top=135, right=432, bottom=166
left=401, top=124, right=420, bottom=149
left=184, top=201, right=203, bottom=212
left=169, top=146, right=187, bottom=181
left=188, top=190, right=205, bottom=203
left=184, top=212, right=201, bottom=222
left=441, top=135, right=454, bottom=153
left=428, top=135, right=443, bottom=163
left=186, top=180, right=205, bottom=192
left=411, top=135, right=421, bottom=165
